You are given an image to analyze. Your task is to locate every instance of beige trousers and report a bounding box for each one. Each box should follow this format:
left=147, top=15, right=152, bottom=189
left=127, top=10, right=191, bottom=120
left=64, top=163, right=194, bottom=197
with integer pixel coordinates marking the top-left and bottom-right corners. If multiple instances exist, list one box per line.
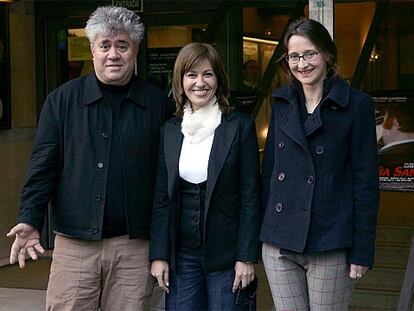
left=46, top=234, right=156, bottom=311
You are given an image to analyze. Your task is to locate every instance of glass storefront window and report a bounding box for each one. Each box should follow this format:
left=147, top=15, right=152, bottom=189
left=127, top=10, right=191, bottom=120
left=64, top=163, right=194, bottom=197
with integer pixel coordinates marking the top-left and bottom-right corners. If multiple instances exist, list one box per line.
left=67, top=28, right=93, bottom=81
left=0, top=4, right=10, bottom=129
left=335, top=2, right=376, bottom=82
left=146, top=25, right=207, bottom=95
left=364, top=1, right=414, bottom=91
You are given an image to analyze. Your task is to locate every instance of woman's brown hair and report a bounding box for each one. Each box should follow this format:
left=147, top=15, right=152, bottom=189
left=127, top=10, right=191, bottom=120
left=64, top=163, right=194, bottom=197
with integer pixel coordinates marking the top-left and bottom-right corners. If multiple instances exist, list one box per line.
left=279, top=17, right=338, bottom=78
left=172, top=42, right=231, bottom=117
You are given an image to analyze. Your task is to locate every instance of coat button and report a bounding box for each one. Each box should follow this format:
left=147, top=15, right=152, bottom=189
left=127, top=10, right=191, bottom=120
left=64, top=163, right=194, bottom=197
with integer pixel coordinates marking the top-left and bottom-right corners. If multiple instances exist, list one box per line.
left=102, top=132, right=109, bottom=139
left=278, top=141, right=285, bottom=149
left=315, top=145, right=324, bottom=155
left=307, top=175, right=314, bottom=184
left=278, top=172, right=285, bottom=181
left=275, top=202, right=283, bottom=212
left=97, top=162, right=104, bottom=169
left=95, top=195, right=102, bottom=202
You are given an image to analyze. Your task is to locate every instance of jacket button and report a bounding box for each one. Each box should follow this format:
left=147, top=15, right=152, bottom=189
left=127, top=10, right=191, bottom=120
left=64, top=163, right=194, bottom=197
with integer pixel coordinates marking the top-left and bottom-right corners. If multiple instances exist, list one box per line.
left=278, top=172, right=285, bottom=181
left=97, top=162, right=104, bottom=169
left=315, top=145, right=324, bottom=155
left=95, top=195, right=102, bottom=202
left=278, top=141, right=285, bottom=149
left=275, top=202, right=283, bottom=212
left=307, top=175, right=314, bottom=184
left=102, top=132, right=109, bottom=139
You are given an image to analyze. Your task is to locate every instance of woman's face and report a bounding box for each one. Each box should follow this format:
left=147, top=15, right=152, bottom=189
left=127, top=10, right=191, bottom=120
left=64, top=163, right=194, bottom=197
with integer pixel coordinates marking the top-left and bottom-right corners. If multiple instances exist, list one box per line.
left=183, top=59, right=217, bottom=111
left=286, top=35, right=328, bottom=87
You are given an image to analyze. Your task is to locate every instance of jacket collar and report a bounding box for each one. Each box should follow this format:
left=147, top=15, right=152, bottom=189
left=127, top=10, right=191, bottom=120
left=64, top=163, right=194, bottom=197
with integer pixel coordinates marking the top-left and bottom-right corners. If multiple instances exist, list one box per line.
left=84, top=73, right=146, bottom=107
left=166, top=110, right=238, bottom=198
left=171, top=109, right=238, bottom=125
left=84, top=73, right=102, bottom=105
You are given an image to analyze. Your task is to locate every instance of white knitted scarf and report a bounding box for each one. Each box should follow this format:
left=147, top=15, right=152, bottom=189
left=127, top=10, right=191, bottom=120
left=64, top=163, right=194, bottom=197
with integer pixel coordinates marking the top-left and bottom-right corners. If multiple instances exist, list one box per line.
left=181, top=97, right=222, bottom=144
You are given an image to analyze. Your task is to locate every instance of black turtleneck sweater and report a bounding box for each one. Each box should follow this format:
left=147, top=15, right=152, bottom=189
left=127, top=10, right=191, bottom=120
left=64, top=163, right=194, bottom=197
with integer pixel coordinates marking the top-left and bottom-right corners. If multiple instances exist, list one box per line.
left=98, top=80, right=130, bottom=238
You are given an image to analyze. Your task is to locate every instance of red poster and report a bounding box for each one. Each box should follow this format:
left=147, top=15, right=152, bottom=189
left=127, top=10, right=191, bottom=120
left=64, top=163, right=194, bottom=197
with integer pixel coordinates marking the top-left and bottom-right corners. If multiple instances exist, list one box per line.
left=374, top=92, right=414, bottom=192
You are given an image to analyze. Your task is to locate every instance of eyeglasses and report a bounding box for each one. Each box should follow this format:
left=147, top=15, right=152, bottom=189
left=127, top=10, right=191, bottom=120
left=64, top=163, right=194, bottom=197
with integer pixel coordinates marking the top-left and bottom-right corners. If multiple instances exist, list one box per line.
left=286, top=51, right=320, bottom=64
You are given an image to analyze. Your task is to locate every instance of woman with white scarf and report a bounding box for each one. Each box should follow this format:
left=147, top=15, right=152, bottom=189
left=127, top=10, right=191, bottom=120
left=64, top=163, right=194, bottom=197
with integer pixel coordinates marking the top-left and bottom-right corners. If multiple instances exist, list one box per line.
left=149, top=42, right=261, bottom=311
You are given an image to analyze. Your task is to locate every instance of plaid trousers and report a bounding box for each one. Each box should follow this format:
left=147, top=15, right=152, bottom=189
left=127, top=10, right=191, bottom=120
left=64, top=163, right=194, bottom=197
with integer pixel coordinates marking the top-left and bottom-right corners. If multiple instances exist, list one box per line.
left=262, top=243, right=355, bottom=311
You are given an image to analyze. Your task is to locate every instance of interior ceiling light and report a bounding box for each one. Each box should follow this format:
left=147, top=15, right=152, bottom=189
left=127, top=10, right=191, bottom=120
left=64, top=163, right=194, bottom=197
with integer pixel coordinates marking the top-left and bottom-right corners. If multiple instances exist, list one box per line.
left=243, top=36, right=278, bottom=46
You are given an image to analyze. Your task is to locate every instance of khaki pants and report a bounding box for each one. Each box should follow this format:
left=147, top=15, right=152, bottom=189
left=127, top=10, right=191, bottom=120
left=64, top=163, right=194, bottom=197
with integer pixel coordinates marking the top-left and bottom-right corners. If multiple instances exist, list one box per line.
left=46, top=234, right=156, bottom=311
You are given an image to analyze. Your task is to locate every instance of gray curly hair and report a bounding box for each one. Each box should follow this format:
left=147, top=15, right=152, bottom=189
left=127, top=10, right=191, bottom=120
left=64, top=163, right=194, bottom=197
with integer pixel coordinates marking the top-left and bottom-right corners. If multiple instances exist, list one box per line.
left=85, top=6, right=145, bottom=47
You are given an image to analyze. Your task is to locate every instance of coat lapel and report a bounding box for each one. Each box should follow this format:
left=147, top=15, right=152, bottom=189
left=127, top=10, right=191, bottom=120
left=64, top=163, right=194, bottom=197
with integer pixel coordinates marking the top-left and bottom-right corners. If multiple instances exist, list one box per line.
left=279, top=97, right=310, bottom=152
left=303, top=105, right=322, bottom=137
left=164, top=118, right=183, bottom=198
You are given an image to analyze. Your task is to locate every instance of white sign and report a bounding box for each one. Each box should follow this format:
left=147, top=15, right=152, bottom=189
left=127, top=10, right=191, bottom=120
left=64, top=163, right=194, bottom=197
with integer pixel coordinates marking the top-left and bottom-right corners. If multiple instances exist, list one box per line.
left=112, top=0, right=143, bottom=12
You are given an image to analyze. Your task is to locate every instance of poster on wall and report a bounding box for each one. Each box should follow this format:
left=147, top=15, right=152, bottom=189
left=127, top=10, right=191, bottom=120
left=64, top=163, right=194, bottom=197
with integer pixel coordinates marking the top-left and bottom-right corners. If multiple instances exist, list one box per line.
left=0, top=5, right=10, bottom=129
left=374, top=91, right=414, bottom=192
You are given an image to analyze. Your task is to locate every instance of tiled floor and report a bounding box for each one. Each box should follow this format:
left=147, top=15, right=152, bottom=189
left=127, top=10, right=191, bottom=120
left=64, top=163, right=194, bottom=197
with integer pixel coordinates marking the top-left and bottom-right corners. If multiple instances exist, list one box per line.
left=0, top=287, right=46, bottom=311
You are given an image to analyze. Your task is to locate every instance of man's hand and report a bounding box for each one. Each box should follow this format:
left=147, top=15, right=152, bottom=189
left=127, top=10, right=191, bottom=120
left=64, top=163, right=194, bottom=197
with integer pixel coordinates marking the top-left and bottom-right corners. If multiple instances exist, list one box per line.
left=151, top=260, right=170, bottom=293
left=6, top=223, right=44, bottom=268
left=232, top=261, right=255, bottom=292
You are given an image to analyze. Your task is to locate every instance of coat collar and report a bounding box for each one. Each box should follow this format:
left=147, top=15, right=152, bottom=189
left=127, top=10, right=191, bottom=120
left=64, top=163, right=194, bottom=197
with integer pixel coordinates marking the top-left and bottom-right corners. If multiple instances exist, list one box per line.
left=84, top=73, right=146, bottom=107
left=273, top=77, right=351, bottom=138
left=272, top=76, right=351, bottom=109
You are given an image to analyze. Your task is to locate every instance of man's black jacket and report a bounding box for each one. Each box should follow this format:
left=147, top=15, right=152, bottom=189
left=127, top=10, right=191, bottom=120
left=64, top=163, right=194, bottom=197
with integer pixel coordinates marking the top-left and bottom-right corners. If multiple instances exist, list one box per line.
left=18, top=73, right=174, bottom=240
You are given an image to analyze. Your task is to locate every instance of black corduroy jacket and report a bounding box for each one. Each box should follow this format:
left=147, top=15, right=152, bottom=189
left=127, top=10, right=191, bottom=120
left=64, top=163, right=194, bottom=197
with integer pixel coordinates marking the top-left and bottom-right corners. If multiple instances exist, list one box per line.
left=18, top=73, right=174, bottom=240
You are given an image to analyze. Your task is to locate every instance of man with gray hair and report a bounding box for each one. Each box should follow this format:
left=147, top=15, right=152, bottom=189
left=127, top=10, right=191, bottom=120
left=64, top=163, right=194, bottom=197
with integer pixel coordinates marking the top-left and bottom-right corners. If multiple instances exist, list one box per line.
left=6, top=6, right=173, bottom=310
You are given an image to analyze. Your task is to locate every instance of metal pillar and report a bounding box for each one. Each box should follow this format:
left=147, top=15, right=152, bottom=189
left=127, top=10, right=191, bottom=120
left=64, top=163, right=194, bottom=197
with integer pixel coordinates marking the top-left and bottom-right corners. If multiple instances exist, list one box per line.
left=308, top=0, right=334, bottom=39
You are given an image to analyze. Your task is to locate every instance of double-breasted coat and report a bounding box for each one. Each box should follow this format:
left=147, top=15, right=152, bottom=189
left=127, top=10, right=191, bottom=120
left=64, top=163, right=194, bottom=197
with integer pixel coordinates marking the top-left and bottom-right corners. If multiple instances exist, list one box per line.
left=149, top=111, right=261, bottom=273
left=260, top=77, right=380, bottom=267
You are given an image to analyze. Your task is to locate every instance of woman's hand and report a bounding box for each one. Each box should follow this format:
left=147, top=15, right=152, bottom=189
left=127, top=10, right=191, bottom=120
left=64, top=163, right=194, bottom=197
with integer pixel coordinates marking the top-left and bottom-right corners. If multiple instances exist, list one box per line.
left=349, top=264, right=369, bottom=279
left=151, top=260, right=170, bottom=293
left=232, top=261, right=255, bottom=292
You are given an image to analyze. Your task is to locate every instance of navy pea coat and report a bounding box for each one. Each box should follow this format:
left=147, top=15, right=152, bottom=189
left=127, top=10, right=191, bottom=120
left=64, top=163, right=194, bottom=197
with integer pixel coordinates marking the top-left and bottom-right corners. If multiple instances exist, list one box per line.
left=149, top=111, right=261, bottom=273
left=260, top=77, right=380, bottom=267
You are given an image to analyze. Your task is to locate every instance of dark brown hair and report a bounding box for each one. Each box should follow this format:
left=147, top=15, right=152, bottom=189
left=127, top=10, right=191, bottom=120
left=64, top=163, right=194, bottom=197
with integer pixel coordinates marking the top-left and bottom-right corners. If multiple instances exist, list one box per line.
left=280, top=18, right=338, bottom=78
left=172, top=42, right=231, bottom=117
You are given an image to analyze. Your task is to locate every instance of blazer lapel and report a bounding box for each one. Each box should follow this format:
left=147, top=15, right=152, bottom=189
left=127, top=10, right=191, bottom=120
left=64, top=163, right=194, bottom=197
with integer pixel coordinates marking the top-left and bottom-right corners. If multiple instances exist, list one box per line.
left=164, top=118, right=183, bottom=198
left=206, top=114, right=238, bottom=204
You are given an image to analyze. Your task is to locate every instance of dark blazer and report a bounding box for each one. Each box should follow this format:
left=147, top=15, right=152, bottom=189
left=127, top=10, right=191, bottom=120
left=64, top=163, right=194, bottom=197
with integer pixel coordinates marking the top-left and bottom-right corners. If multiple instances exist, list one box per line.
left=18, top=73, right=174, bottom=240
left=260, top=77, right=380, bottom=267
left=149, top=111, right=261, bottom=273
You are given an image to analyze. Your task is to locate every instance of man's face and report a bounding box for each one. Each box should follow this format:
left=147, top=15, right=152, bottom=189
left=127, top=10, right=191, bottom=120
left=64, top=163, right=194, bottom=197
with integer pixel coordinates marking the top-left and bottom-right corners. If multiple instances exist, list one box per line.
left=91, top=32, right=138, bottom=86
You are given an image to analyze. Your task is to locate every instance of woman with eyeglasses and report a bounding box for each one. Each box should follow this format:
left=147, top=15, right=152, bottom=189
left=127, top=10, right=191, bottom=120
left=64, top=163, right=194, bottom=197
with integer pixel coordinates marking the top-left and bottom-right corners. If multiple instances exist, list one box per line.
left=260, top=18, right=379, bottom=310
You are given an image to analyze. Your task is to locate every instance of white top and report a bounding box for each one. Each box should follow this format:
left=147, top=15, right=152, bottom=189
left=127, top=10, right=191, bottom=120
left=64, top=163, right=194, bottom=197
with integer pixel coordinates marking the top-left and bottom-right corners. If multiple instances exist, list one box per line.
left=179, top=132, right=214, bottom=183
left=179, top=97, right=221, bottom=184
